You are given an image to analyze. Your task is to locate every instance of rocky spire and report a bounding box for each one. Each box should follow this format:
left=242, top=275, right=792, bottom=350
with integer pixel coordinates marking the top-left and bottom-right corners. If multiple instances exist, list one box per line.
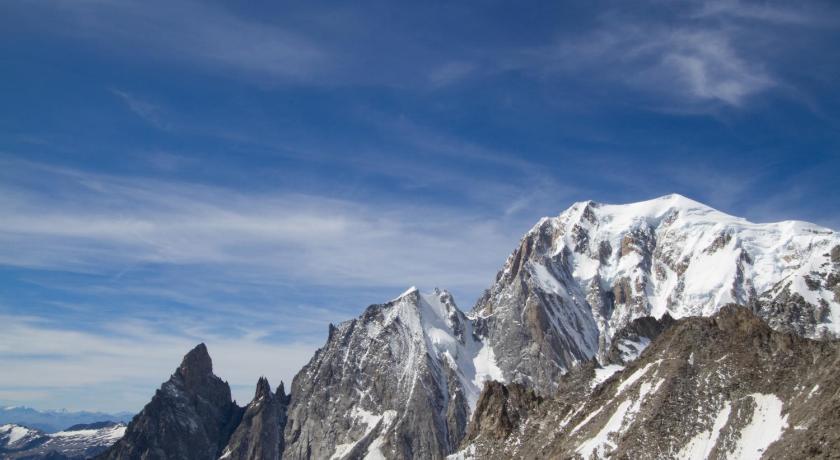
left=97, top=344, right=243, bottom=460
left=255, top=376, right=272, bottom=401
left=275, top=381, right=290, bottom=405
left=176, top=343, right=214, bottom=390
left=220, top=377, right=287, bottom=460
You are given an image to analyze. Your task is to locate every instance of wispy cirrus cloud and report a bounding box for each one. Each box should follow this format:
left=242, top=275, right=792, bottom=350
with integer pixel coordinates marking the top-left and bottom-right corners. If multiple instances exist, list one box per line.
left=110, top=89, right=172, bottom=130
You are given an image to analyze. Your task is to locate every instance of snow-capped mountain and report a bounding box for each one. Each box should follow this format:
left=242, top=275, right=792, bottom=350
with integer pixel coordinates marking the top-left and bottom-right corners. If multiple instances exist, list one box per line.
left=284, top=287, right=502, bottom=460
left=0, top=421, right=126, bottom=459
left=472, top=194, right=840, bottom=393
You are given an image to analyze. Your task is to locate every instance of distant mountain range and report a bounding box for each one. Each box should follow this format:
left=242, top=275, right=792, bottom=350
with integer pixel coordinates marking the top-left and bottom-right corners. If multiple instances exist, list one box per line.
left=1, top=421, right=126, bottom=459
left=0, top=407, right=133, bottom=434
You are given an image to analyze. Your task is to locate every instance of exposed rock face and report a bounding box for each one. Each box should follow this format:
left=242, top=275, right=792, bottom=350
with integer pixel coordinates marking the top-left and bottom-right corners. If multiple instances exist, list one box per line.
left=463, top=382, right=542, bottom=443
left=471, top=194, right=840, bottom=394
left=283, top=288, right=501, bottom=460
left=98, top=344, right=243, bottom=460
left=455, top=306, right=840, bottom=459
left=220, top=378, right=290, bottom=460
left=604, top=313, right=675, bottom=365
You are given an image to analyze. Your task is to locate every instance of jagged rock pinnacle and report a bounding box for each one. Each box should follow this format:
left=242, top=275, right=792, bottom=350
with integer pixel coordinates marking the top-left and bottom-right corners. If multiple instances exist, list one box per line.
left=255, top=376, right=272, bottom=400
left=177, top=343, right=214, bottom=387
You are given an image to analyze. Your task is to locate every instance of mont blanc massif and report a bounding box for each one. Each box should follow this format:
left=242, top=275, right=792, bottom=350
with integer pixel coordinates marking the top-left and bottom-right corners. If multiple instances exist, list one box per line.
left=5, top=194, right=840, bottom=460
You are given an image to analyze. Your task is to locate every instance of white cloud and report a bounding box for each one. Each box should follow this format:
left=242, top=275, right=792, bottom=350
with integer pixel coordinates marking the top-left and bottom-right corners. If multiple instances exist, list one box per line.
left=525, top=25, right=774, bottom=107
left=495, top=0, right=819, bottom=108
left=658, top=29, right=774, bottom=106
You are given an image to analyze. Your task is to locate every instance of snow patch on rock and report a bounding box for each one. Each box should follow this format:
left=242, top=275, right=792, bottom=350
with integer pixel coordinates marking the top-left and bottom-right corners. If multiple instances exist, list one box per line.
left=677, top=402, right=732, bottom=460
left=729, top=393, right=788, bottom=460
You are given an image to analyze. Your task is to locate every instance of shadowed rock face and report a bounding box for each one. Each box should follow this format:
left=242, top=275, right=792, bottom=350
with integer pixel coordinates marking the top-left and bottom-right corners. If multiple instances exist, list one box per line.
left=456, top=306, right=840, bottom=459
left=464, top=382, right=542, bottom=443
left=604, top=313, right=675, bottom=365
left=220, top=378, right=290, bottom=460
left=97, top=344, right=243, bottom=460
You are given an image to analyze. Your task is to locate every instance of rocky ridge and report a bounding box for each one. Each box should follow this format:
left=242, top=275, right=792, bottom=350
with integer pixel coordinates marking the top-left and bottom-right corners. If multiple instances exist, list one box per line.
left=453, top=305, right=840, bottom=459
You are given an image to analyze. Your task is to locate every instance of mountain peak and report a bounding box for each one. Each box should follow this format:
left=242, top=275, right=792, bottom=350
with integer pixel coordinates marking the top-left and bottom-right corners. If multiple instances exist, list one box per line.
left=394, top=286, right=420, bottom=301
left=101, top=342, right=237, bottom=460
left=177, top=343, right=213, bottom=385
left=255, top=376, right=272, bottom=401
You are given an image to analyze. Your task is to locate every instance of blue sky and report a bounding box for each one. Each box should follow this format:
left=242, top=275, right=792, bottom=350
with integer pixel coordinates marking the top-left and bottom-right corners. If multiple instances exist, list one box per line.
left=1, top=0, right=839, bottom=412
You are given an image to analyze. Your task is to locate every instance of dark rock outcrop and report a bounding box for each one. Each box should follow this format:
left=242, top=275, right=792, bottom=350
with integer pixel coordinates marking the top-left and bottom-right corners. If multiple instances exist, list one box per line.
left=464, top=382, right=542, bottom=442
left=97, top=344, right=243, bottom=460
left=604, top=313, right=675, bottom=365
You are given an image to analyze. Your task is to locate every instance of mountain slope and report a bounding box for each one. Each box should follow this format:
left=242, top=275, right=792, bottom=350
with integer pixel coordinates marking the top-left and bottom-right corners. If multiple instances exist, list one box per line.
left=455, top=305, right=840, bottom=459
left=97, top=344, right=243, bottom=460
left=283, top=288, right=502, bottom=460
left=472, top=194, right=840, bottom=393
